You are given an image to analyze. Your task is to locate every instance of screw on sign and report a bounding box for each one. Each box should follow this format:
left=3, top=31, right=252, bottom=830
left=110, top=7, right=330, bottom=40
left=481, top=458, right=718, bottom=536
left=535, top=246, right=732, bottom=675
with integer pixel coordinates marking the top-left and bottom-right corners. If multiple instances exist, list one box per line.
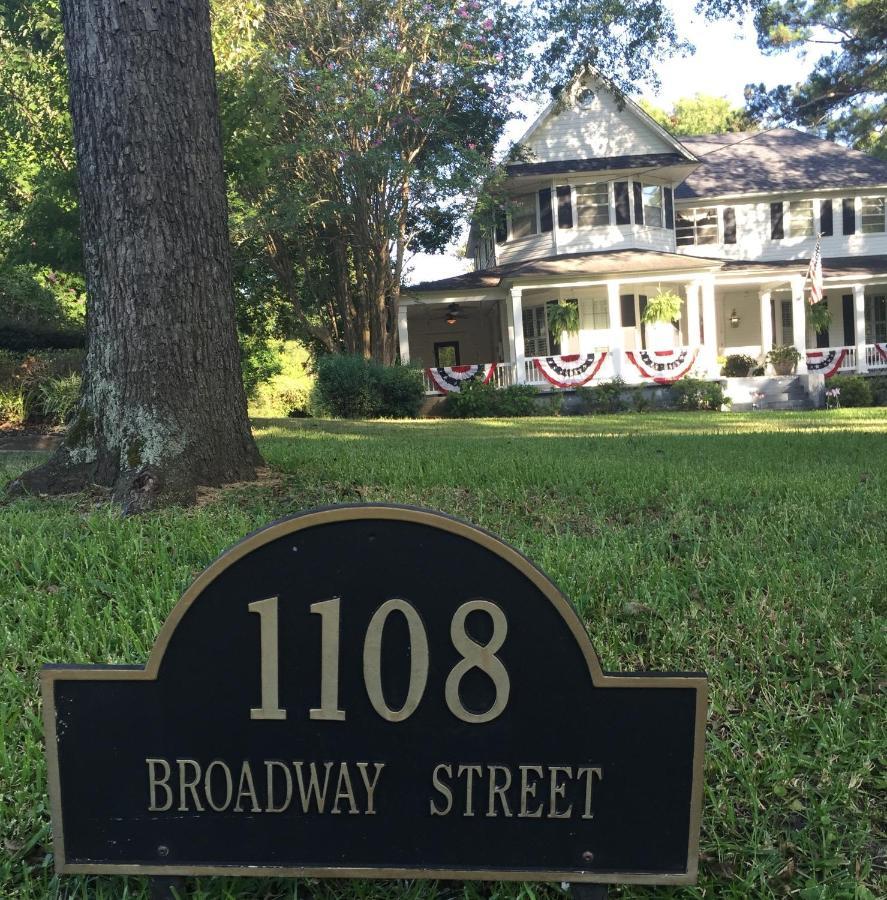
left=42, top=505, right=707, bottom=899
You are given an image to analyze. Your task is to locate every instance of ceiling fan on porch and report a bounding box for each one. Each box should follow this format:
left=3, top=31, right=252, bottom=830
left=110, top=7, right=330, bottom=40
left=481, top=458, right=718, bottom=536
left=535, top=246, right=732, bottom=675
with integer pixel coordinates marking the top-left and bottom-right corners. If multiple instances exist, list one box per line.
left=439, top=303, right=471, bottom=326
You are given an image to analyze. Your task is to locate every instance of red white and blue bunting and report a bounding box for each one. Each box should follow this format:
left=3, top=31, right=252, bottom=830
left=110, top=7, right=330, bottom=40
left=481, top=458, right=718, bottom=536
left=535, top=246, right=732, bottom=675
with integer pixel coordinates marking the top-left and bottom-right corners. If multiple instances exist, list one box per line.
left=533, top=352, right=607, bottom=388
left=426, top=363, right=495, bottom=393
left=806, top=349, right=846, bottom=378
left=625, top=348, right=699, bottom=384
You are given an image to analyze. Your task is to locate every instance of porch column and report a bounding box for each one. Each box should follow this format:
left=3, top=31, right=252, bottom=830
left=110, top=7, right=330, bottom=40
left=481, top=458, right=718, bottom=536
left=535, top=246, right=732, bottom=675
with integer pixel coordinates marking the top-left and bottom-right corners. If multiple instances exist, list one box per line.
left=700, top=275, right=718, bottom=376
left=790, top=275, right=808, bottom=373
left=759, top=289, right=773, bottom=363
left=508, top=286, right=526, bottom=383
left=853, top=283, right=868, bottom=373
left=606, top=280, right=623, bottom=378
left=685, top=281, right=701, bottom=348
left=396, top=304, right=410, bottom=365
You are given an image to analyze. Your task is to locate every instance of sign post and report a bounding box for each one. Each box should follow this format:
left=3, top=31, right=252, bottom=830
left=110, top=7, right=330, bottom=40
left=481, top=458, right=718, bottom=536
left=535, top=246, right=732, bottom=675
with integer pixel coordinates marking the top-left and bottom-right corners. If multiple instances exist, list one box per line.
left=43, top=505, right=706, bottom=894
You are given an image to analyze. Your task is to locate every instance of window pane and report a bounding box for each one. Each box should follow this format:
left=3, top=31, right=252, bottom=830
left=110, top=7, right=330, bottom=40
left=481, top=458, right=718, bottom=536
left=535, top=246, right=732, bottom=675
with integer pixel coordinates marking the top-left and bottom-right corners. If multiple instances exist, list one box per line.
left=861, top=197, right=886, bottom=233
left=510, top=194, right=537, bottom=239
left=642, top=185, right=663, bottom=228
left=675, top=207, right=718, bottom=245
left=788, top=200, right=814, bottom=237
left=590, top=297, right=609, bottom=330
left=576, top=183, right=609, bottom=227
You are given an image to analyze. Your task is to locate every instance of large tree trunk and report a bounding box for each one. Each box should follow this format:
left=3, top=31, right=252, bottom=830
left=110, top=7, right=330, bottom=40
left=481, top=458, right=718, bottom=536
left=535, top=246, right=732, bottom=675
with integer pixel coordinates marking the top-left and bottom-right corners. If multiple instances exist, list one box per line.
left=10, top=0, right=261, bottom=512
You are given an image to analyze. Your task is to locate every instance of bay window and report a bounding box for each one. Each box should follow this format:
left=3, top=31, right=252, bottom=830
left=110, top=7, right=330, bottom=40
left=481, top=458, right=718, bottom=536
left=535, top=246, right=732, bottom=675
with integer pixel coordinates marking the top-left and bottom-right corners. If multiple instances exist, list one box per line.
left=576, top=183, right=610, bottom=227
left=861, top=197, right=886, bottom=233
left=642, top=185, right=663, bottom=227
left=509, top=194, right=538, bottom=239
left=788, top=199, right=814, bottom=237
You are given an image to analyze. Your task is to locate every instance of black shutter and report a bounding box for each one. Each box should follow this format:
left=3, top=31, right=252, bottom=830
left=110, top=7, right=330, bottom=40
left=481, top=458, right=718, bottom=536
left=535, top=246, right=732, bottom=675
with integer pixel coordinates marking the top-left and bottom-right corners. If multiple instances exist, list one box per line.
left=664, top=186, right=674, bottom=230
left=842, top=294, right=855, bottom=345
left=620, top=294, right=636, bottom=327
left=842, top=198, right=856, bottom=235
left=723, top=207, right=737, bottom=244
left=820, top=199, right=833, bottom=236
left=539, top=189, right=553, bottom=233
left=815, top=302, right=830, bottom=348
left=494, top=208, right=507, bottom=243
left=614, top=182, right=631, bottom=225
left=556, top=186, right=573, bottom=229
left=638, top=294, right=648, bottom=347
left=770, top=201, right=784, bottom=240
left=633, top=181, right=644, bottom=225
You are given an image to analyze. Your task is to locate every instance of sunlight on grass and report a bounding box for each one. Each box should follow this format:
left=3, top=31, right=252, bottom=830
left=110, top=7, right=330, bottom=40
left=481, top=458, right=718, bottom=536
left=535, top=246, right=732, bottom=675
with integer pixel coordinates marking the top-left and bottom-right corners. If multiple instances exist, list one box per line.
left=1, top=410, right=885, bottom=899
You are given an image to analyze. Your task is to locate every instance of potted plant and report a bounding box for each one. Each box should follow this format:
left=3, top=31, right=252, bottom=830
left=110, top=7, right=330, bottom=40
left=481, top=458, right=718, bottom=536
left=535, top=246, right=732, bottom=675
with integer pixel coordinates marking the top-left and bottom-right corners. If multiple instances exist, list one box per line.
left=546, top=299, right=580, bottom=338
left=767, top=344, right=801, bottom=375
left=641, top=288, right=683, bottom=326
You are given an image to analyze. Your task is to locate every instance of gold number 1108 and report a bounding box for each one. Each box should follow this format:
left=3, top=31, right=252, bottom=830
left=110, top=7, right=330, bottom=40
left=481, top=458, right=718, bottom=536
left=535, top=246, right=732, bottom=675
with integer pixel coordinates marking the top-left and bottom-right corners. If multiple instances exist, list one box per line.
left=248, top=596, right=510, bottom=725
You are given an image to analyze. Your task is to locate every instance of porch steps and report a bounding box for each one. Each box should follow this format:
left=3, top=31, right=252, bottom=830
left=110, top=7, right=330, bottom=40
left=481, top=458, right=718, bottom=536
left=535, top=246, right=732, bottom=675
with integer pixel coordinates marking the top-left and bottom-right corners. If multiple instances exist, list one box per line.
left=725, top=376, right=818, bottom=412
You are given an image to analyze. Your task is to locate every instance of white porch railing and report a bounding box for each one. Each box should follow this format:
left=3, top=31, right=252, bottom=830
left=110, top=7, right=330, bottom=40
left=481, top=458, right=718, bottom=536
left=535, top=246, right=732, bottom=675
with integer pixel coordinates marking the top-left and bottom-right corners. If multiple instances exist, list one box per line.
left=865, top=344, right=887, bottom=370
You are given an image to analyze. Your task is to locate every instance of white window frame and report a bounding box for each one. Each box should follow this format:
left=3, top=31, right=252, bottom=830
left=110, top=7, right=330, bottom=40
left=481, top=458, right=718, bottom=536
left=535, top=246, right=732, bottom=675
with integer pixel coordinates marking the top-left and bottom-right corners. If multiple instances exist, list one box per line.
left=787, top=199, right=815, bottom=238
left=675, top=206, right=720, bottom=246
left=508, top=192, right=540, bottom=241
left=589, top=297, right=609, bottom=330
left=522, top=305, right=549, bottom=357
left=641, top=184, right=664, bottom=229
left=860, top=196, right=886, bottom=234
left=575, top=181, right=611, bottom=229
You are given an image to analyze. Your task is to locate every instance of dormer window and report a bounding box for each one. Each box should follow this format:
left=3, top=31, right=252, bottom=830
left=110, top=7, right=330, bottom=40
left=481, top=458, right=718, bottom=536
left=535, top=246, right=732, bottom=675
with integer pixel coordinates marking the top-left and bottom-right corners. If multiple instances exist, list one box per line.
left=509, top=194, right=538, bottom=240
left=576, top=183, right=610, bottom=227
left=642, top=185, right=663, bottom=228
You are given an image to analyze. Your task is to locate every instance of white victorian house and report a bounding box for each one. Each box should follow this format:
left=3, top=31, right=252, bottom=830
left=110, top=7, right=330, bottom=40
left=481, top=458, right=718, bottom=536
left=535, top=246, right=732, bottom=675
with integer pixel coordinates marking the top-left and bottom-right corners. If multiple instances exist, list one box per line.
left=402, top=76, right=887, bottom=397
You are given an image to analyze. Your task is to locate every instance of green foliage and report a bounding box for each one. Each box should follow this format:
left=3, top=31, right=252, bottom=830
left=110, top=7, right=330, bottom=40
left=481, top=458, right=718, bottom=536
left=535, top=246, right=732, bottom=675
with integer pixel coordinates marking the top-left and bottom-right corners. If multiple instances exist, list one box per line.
left=577, top=377, right=631, bottom=413
left=0, top=383, right=25, bottom=425
left=640, top=93, right=755, bottom=135
left=0, top=265, right=85, bottom=349
left=867, top=375, right=887, bottom=407
left=827, top=375, right=873, bottom=408
left=699, top=0, right=887, bottom=157
left=807, top=300, right=831, bottom=334
left=443, top=381, right=546, bottom=418
left=311, top=355, right=424, bottom=419
left=670, top=378, right=730, bottom=411
left=0, top=347, right=83, bottom=424
left=641, top=289, right=683, bottom=325
left=545, top=299, right=580, bottom=338
left=33, top=371, right=80, bottom=423
left=721, top=354, right=757, bottom=377
left=767, top=344, right=801, bottom=373
left=249, top=340, right=315, bottom=417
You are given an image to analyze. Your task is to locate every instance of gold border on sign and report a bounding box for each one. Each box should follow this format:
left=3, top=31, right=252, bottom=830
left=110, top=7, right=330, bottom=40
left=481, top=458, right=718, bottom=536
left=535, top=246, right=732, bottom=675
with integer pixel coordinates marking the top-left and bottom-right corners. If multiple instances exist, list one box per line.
left=41, top=504, right=708, bottom=884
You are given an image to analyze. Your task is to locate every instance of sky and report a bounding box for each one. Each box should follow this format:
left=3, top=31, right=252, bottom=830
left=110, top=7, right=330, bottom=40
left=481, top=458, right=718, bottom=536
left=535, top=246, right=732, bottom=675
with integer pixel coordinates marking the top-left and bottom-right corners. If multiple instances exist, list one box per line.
left=404, top=1, right=827, bottom=286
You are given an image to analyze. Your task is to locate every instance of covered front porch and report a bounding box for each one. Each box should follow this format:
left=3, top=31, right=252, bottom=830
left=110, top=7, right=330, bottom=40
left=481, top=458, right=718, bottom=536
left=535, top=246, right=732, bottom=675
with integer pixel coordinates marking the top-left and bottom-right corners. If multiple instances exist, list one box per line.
left=402, top=255, right=887, bottom=395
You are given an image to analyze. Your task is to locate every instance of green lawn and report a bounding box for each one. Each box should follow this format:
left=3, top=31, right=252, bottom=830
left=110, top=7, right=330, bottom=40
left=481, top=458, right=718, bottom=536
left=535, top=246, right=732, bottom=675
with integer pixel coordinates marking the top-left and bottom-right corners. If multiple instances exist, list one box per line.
left=1, top=411, right=885, bottom=899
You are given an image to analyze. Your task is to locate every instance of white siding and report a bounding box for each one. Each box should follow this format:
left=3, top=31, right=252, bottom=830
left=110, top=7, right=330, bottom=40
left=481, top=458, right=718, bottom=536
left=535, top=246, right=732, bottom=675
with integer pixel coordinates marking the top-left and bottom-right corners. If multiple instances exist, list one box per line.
left=675, top=194, right=887, bottom=262
left=527, top=89, right=674, bottom=162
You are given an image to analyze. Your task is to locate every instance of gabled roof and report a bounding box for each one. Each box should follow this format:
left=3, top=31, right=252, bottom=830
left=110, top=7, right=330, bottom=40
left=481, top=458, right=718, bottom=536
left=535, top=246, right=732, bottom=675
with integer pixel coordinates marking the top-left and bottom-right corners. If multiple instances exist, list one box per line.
left=676, top=128, right=887, bottom=200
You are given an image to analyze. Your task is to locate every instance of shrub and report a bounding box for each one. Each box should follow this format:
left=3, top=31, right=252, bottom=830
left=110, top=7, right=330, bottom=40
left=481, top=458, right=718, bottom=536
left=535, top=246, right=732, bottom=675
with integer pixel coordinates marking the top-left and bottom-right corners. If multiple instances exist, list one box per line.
left=722, top=354, right=756, bottom=377
left=0, top=266, right=86, bottom=350
left=751, top=366, right=765, bottom=376
left=249, top=341, right=315, bottom=417
left=867, top=376, right=887, bottom=407
left=767, top=344, right=801, bottom=374
left=377, top=364, right=425, bottom=418
left=670, top=378, right=730, bottom=411
left=311, top=355, right=424, bottom=419
left=576, top=377, right=630, bottom=413
left=827, top=375, right=872, bottom=408
left=443, top=381, right=547, bottom=418
left=0, top=350, right=85, bottom=425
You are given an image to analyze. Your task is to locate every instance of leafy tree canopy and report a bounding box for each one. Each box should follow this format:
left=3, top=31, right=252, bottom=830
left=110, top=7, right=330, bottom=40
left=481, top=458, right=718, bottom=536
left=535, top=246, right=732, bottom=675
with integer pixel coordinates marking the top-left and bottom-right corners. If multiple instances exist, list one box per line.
left=640, top=94, right=756, bottom=135
left=698, top=0, right=887, bottom=157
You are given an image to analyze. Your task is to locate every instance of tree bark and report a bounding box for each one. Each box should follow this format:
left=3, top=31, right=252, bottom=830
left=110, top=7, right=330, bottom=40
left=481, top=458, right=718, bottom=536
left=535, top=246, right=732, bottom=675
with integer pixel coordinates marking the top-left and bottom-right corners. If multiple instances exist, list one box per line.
left=9, top=0, right=261, bottom=512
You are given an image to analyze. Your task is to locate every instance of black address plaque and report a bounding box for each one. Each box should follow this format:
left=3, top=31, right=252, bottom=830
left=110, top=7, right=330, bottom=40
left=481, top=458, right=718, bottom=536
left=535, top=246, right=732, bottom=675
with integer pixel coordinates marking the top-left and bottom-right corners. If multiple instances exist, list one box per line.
left=42, top=505, right=707, bottom=884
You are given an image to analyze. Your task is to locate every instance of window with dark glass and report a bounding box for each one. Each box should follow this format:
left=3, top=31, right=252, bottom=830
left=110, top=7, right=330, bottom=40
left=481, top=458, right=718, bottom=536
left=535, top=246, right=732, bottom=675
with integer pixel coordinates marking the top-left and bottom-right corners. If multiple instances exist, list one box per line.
left=509, top=194, right=537, bottom=240
left=576, top=183, right=610, bottom=227
left=642, top=185, right=663, bottom=228
left=675, top=208, right=718, bottom=246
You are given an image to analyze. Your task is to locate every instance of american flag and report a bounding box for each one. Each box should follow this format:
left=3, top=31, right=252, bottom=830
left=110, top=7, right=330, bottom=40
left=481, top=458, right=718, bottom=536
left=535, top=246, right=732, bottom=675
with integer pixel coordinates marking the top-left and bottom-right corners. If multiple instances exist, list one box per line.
left=806, top=234, right=823, bottom=305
